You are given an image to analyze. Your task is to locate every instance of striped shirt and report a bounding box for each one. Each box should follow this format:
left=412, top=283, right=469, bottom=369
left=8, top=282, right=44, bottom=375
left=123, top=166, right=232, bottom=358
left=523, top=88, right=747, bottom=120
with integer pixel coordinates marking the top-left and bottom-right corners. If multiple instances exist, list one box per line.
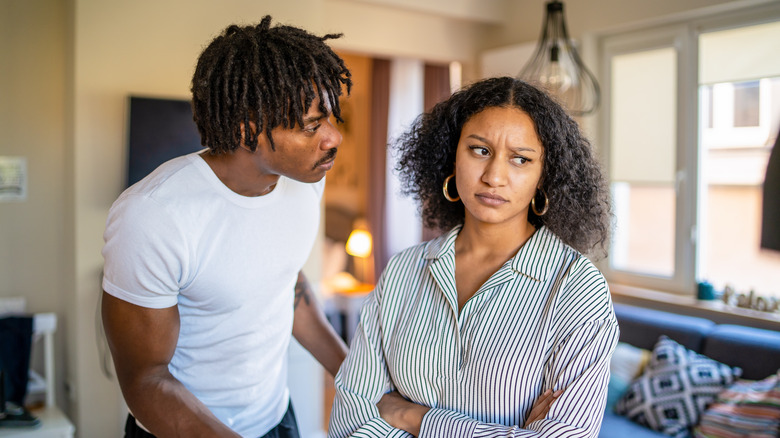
left=328, top=225, right=619, bottom=437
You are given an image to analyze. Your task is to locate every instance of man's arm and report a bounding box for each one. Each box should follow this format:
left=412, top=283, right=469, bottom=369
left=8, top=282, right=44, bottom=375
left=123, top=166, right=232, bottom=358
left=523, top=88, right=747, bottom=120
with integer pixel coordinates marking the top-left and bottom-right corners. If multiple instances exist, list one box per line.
left=101, top=291, right=240, bottom=438
left=291, top=272, right=348, bottom=376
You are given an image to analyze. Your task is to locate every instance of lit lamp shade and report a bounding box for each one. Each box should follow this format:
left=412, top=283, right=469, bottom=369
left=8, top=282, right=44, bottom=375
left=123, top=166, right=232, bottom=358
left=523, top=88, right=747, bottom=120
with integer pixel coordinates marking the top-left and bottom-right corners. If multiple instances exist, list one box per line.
left=346, top=229, right=373, bottom=259
left=761, top=127, right=780, bottom=252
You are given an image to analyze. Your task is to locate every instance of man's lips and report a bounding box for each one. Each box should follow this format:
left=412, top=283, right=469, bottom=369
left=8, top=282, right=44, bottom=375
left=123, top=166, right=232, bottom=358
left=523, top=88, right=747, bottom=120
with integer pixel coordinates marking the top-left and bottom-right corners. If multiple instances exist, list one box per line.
left=314, top=148, right=338, bottom=169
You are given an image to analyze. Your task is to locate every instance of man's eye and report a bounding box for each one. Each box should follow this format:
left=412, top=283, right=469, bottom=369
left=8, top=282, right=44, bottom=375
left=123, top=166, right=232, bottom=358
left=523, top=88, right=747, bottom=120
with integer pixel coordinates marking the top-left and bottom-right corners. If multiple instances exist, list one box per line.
left=304, top=124, right=321, bottom=133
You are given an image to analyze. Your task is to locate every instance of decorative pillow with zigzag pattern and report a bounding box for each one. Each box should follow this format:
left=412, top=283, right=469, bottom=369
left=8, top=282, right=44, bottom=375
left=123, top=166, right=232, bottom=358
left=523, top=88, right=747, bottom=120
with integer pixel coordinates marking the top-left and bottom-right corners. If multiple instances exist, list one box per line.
left=614, top=335, right=742, bottom=438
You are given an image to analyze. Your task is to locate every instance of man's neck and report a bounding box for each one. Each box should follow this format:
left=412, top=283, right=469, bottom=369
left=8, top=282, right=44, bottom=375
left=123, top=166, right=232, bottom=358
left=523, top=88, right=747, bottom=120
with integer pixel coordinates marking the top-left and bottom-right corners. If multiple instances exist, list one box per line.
left=200, top=150, right=279, bottom=197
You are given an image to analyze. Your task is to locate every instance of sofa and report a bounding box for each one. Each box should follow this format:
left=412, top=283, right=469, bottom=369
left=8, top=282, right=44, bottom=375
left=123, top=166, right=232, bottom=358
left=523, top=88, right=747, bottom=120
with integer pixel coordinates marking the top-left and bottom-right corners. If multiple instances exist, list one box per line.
left=599, top=303, right=780, bottom=437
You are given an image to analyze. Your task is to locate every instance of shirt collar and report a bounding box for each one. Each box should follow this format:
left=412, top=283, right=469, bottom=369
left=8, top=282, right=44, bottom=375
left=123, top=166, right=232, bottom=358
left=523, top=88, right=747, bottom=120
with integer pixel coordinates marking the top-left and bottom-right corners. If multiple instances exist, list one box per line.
left=423, top=224, right=575, bottom=283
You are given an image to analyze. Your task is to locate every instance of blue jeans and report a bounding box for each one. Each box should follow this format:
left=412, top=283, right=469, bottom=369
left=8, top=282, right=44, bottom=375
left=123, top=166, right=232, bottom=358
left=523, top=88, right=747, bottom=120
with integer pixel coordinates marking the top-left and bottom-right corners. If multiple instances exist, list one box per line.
left=124, top=402, right=300, bottom=438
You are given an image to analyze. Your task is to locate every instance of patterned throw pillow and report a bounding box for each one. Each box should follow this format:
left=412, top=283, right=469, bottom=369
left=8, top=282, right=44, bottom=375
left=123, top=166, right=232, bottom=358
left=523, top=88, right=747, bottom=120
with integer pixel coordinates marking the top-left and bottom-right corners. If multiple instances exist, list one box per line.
left=606, top=342, right=652, bottom=412
left=614, top=336, right=742, bottom=438
left=693, top=372, right=780, bottom=438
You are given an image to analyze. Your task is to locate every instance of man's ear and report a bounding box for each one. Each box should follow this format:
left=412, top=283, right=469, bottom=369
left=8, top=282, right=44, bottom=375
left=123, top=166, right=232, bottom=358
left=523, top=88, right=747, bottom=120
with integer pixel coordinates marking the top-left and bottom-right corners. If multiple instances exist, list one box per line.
left=239, top=121, right=260, bottom=151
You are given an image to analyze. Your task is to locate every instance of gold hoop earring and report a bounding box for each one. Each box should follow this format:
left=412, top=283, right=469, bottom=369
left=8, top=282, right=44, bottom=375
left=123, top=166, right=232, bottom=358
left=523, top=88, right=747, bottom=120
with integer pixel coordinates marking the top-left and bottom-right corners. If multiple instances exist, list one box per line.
left=442, top=174, right=460, bottom=202
left=531, top=189, right=549, bottom=216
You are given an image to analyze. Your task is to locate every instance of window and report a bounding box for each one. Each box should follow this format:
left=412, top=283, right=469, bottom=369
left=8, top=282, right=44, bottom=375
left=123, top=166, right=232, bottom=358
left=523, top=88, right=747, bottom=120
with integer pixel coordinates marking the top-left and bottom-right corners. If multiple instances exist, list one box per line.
left=698, top=20, right=780, bottom=299
left=609, top=46, right=677, bottom=279
left=599, top=4, right=780, bottom=300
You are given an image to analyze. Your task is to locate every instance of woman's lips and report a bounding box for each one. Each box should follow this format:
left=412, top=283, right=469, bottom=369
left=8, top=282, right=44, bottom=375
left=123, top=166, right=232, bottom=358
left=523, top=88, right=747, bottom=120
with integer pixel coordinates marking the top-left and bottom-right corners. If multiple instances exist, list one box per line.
left=476, top=192, right=508, bottom=205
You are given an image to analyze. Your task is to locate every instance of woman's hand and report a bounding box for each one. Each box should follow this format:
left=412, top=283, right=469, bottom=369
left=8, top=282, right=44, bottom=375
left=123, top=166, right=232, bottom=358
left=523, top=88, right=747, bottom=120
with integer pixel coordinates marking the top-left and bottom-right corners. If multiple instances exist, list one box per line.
left=377, top=388, right=561, bottom=436
left=377, top=391, right=430, bottom=437
left=523, top=389, right=563, bottom=427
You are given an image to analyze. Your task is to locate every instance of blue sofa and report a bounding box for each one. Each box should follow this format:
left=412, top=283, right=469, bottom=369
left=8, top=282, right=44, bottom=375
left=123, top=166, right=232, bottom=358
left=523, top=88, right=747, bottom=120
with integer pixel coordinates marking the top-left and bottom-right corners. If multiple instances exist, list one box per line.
left=599, top=303, right=780, bottom=437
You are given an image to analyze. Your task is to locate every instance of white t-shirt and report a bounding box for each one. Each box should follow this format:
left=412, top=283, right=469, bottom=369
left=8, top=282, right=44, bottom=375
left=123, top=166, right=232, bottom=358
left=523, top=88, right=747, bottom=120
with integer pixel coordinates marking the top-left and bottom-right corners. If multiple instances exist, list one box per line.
left=102, top=152, right=324, bottom=437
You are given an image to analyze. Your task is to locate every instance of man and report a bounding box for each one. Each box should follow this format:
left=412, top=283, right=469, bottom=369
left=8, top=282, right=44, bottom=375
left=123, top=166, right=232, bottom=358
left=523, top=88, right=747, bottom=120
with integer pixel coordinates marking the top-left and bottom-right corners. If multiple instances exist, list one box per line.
left=101, top=16, right=351, bottom=438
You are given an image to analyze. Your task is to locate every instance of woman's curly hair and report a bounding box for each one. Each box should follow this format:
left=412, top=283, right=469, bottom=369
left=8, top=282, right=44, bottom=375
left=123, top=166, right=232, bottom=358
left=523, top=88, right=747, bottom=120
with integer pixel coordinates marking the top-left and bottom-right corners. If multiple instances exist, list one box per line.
left=191, top=15, right=352, bottom=153
left=395, top=76, right=612, bottom=256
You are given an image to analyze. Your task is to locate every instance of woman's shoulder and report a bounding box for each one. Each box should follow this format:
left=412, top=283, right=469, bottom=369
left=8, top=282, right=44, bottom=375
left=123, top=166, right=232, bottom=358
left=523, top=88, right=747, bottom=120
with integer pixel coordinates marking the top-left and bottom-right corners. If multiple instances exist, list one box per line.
left=387, top=227, right=458, bottom=266
left=379, top=227, right=458, bottom=291
left=385, top=237, right=440, bottom=273
left=532, top=227, right=611, bottom=308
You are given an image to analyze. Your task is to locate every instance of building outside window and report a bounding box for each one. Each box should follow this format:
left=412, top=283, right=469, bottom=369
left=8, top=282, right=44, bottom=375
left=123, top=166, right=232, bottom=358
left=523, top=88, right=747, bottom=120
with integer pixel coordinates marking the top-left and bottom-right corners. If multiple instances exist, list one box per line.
left=599, top=5, right=780, bottom=302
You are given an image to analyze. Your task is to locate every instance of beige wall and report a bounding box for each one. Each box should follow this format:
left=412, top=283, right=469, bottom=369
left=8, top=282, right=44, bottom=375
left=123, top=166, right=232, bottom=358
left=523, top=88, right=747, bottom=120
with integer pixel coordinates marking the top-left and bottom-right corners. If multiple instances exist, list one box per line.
left=0, top=0, right=67, bottom=316
left=0, top=0, right=70, bottom=414
left=484, top=0, right=764, bottom=49
left=2, top=0, right=770, bottom=436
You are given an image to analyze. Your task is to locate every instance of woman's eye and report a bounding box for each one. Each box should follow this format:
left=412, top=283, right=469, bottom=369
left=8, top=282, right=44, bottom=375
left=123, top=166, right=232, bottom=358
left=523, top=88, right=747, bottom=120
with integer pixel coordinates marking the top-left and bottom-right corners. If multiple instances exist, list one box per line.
left=512, top=156, right=529, bottom=165
left=469, top=146, right=490, bottom=156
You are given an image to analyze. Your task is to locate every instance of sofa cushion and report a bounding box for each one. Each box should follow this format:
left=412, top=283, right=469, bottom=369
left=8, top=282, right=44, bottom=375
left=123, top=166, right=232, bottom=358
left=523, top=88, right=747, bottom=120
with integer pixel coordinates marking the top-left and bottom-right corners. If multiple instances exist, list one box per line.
left=607, top=342, right=652, bottom=412
left=701, top=324, right=780, bottom=380
left=600, top=412, right=668, bottom=437
left=614, top=304, right=715, bottom=352
left=615, top=336, right=742, bottom=438
left=693, top=372, right=780, bottom=438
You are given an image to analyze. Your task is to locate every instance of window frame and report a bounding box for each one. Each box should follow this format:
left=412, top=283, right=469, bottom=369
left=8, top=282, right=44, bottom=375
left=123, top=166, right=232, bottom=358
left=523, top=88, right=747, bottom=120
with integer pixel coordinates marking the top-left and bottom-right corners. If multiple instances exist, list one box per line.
left=594, top=2, right=780, bottom=295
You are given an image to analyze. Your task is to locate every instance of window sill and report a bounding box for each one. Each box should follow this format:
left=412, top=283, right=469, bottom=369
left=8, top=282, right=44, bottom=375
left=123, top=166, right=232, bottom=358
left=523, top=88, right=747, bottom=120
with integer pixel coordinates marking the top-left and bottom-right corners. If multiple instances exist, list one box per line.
left=609, top=282, right=780, bottom=331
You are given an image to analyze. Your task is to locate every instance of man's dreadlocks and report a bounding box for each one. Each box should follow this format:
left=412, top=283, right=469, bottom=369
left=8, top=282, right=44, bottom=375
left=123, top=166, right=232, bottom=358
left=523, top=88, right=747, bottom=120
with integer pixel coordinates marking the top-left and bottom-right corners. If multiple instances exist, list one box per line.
left=191, top=15, right=352, bottom=153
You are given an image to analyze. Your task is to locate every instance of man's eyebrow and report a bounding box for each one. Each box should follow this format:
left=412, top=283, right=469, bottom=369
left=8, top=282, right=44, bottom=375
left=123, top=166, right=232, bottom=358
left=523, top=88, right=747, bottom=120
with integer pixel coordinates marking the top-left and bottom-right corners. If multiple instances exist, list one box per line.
left=302, top=113, right=326, bottom=124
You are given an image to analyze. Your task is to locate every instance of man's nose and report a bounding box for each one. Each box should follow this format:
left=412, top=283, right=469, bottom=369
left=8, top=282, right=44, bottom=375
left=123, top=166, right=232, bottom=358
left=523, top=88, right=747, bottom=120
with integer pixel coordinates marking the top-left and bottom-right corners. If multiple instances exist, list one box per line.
left=322, top=121, right=342, bottom=150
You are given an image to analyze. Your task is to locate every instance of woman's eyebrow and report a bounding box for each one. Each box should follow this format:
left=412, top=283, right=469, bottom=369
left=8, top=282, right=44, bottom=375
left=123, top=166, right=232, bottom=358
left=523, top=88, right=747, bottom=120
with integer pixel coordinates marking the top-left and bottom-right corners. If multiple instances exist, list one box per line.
left=467, top=134, right=539, bottom=153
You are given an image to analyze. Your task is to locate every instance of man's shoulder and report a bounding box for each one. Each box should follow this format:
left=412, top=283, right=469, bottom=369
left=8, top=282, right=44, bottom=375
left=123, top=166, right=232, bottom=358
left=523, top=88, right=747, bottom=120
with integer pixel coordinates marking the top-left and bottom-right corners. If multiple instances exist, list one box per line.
left=124, top=154, right=200, bottom=197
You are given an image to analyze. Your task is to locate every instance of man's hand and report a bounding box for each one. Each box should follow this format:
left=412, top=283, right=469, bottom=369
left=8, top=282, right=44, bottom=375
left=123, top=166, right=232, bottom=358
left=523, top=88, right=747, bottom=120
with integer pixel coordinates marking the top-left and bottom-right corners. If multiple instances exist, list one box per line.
left=377, top=391, right=429, bottom=437
left=291, top=272, right=348, bottom=376
left=523, top=389, right=563, bottom=427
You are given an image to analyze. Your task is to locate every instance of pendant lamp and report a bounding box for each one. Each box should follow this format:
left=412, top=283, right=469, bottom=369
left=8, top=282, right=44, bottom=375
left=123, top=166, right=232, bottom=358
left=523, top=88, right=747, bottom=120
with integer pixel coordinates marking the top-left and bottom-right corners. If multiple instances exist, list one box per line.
left=517, top=1, right=600, bottom=116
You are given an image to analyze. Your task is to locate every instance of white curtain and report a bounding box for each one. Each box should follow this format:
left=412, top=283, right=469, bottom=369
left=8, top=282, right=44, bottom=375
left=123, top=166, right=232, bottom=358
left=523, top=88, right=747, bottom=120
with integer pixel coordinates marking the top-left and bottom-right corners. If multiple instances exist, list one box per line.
left=385, top=58, right=424, bottom=258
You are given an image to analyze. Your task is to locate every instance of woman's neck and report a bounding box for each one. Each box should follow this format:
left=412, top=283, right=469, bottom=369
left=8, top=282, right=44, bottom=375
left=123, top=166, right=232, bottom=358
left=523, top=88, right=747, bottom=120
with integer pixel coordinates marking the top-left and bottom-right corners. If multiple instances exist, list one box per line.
left=455, top=218, right=536, bottom=262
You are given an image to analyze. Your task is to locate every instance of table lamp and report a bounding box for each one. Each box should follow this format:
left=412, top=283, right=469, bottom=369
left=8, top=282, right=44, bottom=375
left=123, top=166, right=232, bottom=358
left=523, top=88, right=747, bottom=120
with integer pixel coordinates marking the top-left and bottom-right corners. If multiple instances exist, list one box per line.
left=346, top=227, right=375, bottom=284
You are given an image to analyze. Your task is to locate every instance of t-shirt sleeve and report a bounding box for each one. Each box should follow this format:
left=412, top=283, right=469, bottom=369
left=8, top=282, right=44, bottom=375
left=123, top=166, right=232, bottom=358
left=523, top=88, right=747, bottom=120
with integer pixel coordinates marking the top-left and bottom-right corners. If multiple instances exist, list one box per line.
left=102, top=193, right=185, bottom=309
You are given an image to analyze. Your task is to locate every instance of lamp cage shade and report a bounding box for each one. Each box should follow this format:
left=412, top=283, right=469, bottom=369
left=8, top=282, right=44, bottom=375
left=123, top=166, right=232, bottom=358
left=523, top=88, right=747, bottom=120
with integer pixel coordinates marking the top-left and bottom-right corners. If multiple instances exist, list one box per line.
left=517, top=1, right=600, bottom=116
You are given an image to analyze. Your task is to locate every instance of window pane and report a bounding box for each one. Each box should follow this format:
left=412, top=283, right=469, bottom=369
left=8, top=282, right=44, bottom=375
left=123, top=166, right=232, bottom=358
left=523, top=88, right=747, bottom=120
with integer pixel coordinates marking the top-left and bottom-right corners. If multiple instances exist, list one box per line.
left=609, top=47, right=677, bottom=277
left=733, top=80, right=760, bottom=127
left=699, top=21, right=780, bottom=299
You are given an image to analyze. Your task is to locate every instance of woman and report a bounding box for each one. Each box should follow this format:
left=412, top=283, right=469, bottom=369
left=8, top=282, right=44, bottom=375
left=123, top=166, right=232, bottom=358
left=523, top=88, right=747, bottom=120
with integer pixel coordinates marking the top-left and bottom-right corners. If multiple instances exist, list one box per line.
left=328, top=77, right=619, bottom=437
